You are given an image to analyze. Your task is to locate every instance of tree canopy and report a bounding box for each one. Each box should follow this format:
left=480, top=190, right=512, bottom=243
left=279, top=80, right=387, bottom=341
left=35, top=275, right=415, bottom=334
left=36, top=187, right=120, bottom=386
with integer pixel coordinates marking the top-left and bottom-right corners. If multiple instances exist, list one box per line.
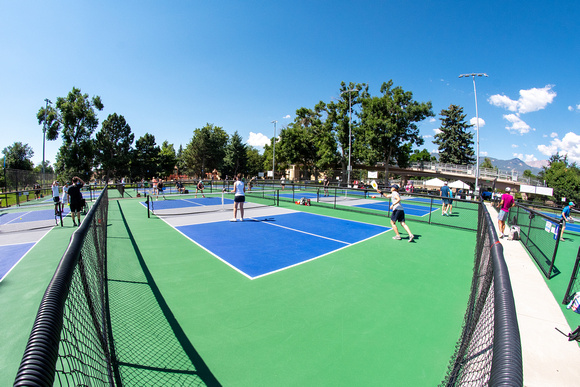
left=2, top=142, right=34, bottom=170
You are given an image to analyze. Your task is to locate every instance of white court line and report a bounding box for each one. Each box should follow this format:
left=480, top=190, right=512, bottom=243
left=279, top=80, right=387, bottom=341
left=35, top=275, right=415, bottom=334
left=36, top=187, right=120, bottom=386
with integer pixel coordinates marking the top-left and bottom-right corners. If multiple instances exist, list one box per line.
left=3, top=211, right=34, bottom=225
left=254, top=219, right=350, bottom=245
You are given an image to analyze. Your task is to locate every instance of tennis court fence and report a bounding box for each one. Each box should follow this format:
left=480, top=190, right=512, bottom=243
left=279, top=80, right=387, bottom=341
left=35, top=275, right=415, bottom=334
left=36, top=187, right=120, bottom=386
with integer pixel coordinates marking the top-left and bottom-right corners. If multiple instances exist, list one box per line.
left=13, top=185, right=522, bottom=386
left=493, top=199, right=563, bottom=279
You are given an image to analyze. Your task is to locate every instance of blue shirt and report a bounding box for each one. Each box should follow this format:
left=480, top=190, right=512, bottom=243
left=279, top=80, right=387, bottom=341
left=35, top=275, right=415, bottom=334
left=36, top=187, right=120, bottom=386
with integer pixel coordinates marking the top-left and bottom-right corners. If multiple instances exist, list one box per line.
left=562, top=206, right=571, bottom=218
left=440, top=185, right=451, bottom=198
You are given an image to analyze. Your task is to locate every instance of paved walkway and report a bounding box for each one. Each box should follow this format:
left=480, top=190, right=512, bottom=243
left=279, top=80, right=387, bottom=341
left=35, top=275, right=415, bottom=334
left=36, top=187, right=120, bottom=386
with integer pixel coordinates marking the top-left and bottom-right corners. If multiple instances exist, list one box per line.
left=486, top=203, right=580, bottom=386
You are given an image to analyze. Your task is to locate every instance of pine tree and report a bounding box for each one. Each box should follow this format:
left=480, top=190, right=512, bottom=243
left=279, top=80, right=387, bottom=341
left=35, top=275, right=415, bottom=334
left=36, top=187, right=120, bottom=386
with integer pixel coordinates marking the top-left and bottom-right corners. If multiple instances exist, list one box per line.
left=434, top=105, right=475, bottom=165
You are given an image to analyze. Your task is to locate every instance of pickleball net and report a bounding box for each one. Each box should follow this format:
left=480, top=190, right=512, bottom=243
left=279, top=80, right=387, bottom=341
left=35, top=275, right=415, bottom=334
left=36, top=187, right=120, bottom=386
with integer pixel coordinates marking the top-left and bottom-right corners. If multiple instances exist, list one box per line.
left=13, top=186, right=115, bottom=386
left=146, top=190, right=278, bottom=217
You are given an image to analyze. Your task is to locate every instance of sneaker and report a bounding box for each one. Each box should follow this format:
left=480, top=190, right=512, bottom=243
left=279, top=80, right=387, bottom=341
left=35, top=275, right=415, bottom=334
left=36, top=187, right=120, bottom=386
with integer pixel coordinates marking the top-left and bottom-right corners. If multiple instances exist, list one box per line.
left=73, top=222, right=77, bottom=227
left=392, top=235, right=402, bottom=240
left=409, top=235, right=414, bottom=242
left=240, top=218, right=244, bottom=222
left=229, top=218, right=237, bottom=222
left=499, top=234, right=504, bottom=239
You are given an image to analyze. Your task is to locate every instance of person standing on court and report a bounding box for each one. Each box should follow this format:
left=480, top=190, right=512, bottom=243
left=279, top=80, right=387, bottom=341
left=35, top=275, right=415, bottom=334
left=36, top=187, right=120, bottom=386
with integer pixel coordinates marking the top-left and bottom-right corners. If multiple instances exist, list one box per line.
left=68, top=176, right=85, bottom=227
left=323, top=174, right=330, bottom=197
left=497, top=187, right=514, bottom=239
left=196, top=179, right=206, bottom=198
left=51, top=181, right=61, bottom=216
left=230, top=174, right=245, bottom=222
left=560, top=201, right=575, bottom=241
left=440, top=181, right=452, bottom=216
left=376, top=184, right=415, bottom=242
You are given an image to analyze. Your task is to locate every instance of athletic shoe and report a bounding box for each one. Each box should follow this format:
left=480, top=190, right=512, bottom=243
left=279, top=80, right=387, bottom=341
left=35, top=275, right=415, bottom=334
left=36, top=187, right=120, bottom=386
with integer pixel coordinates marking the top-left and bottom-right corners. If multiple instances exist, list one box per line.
left=240, top=218, right=244, bottom=222
left=499, top=234, right=503, bottom=239
left=392, top=235, right=402, bottom=240
left=229, top=218, right=237, bottom=222
left=409, top=235, right=414, bottom=242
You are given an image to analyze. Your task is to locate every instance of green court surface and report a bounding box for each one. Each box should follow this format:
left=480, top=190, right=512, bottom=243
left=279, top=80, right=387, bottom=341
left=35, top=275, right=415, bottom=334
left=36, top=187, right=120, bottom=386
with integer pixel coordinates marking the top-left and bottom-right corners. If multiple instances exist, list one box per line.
left=2, top=196, right=478, bottom=386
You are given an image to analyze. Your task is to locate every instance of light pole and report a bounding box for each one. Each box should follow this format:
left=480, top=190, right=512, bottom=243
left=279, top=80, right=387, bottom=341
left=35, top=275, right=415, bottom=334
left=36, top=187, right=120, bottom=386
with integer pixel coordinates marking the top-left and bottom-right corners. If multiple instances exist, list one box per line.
left=42, top=98, right=52, bottom=188
left=271, top=120, right=277, bottom=179
left=341, top=88, right=359, bottom=187
left=459, top=73, right=487, bottom=195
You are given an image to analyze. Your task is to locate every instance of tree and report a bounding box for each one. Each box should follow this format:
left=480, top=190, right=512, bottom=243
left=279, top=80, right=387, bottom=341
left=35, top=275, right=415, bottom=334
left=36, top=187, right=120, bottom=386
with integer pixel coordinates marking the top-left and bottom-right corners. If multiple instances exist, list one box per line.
left=276, top=123, right=317, bottom=179
left=95, top=113, right=134, bottom=182
left=480, top=157, right=495, bottom=170
left=409, top=148, right=436, bottom=163
left=360, top=80, right=434, bottom=185
left=324, top=82, right=369, bottom=183
left=158, top=141, right=177, bottom=177
left=223, top=131, right=248, bottom=177
left=246, top=147, right=264, bottom=178
left=132, top=133, right=160, bottom=180
left=2, top=142, right=34, bottom=170
left=182, top=124, right=229, bottom=178
left=542, top=155, right=580, bottom=205
left=37, top=87, right=104, bottom=180
left=433, top=105, right=475, bottom=165
left=33, top=162, right=54, bottom=174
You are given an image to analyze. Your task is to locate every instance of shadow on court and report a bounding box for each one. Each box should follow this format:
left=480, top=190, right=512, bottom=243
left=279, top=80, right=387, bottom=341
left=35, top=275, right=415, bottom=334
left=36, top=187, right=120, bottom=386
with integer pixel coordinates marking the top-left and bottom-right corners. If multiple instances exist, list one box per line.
left=108, top=201, right=221, bottom=386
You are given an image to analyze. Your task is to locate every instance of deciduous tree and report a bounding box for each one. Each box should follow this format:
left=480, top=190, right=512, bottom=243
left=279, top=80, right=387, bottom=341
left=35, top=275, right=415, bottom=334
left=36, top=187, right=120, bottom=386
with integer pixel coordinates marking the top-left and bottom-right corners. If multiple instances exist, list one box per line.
left=360, top=80, right=433, bottom=185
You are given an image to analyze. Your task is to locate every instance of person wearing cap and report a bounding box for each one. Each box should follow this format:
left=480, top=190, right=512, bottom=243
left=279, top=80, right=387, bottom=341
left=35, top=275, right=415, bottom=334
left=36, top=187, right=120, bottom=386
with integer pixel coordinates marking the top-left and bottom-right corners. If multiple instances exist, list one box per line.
left=497, top=187, right=515, bottom=239
left=561, top=201, right=575, bottom=241
left=376, top=184, right=415, bottom=242
left=440, top=181, right=452, bottom=216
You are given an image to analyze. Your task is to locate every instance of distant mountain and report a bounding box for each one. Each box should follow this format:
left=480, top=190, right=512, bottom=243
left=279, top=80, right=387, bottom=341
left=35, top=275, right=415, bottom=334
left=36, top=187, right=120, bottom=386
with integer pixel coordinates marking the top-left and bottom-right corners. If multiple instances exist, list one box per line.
left=428, top=153, right=547, bottom=176
left=488, top=158, right=544, bottom=175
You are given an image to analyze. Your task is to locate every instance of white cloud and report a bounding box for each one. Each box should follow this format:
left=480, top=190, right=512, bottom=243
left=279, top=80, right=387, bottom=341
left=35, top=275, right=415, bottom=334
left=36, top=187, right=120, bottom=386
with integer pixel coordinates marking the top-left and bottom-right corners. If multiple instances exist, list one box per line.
left=551, top=132, right=558, bottom=138
left=429, top=117, right=437, bottom=123
left=283, top=115, right=291, bottom=119
left=511, top=144, right=519, bottom=148
left=423, top=135, right=433, bottom=139
left=246, top=132, right=270, bottom=148
left=569, top=106, right=574, bottom=111
left=489, top=94, right=519, bottom=112
left=503, top=114, right=533, bottom=135
left=433, top=128, right=442, bottom=135
left=577, top=104, right=580, bottom=110
left=431, top=148, right=439, bottom=154
left=488, top=85, right=556, bottom=114
left=469, top=117, right=485, bottom=127
left=480, top=151, right=488, bottom=156
left=513, top=153, right=538, bottom=163
left=537, top=132, right=580, bottom=163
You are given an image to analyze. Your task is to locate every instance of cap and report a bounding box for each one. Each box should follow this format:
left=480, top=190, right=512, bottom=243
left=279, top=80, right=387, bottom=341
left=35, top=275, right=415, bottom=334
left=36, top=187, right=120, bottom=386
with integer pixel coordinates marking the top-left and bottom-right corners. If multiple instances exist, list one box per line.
left=570, top=202, right=575, bottom=206
left=505, top=187, right=511, bottom=192
left=444, top=181, right=448, bottom=185
left=390, top=184, right=399, bottom=190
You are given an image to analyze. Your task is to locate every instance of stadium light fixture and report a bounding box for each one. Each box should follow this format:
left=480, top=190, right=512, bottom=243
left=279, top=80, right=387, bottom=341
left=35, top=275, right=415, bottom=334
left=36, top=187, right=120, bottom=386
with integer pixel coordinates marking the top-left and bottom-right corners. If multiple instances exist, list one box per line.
left=459, top=73, right=488, bottom=195
left=271, top=120, right=277, bottom=179
left=43, top=98, right=52, bottom=187
left=341, top=88, right=359, bottom=187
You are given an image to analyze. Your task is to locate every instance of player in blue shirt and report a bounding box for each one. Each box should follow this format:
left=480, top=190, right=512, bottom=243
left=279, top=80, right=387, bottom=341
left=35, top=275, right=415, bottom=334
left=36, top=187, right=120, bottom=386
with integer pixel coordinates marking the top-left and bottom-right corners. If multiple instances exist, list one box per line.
left=561, top=201, right=575, bottom=241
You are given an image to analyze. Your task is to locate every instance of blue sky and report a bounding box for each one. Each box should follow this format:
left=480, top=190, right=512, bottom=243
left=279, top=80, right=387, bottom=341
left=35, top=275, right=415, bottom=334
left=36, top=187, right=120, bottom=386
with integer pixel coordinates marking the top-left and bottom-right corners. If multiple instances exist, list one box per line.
left=1, top=1, right=579, bottom=169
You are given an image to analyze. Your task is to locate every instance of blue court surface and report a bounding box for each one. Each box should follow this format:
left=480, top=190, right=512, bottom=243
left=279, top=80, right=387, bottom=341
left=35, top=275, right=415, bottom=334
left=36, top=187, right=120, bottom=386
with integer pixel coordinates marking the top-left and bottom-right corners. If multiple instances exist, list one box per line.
left=354, top=200, right=437, bottom=217
left=0, top=207, right=71, bottom=226
left=143, top=196, right=229, bottom=211
left=0, top=243, right=34, bottom=281
left=175, top=212, right=390, bottom=279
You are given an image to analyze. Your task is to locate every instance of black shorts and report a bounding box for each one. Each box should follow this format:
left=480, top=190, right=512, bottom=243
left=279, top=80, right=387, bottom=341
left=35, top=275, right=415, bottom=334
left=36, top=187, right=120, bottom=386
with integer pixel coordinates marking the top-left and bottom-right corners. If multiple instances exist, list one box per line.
left=234, top=195, right=245, bottom=203
left=70, top=202, right=83, bottom=212
left=53, top=196, right=60, bottom=204
left=391, top=209, right=405, bottom=223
